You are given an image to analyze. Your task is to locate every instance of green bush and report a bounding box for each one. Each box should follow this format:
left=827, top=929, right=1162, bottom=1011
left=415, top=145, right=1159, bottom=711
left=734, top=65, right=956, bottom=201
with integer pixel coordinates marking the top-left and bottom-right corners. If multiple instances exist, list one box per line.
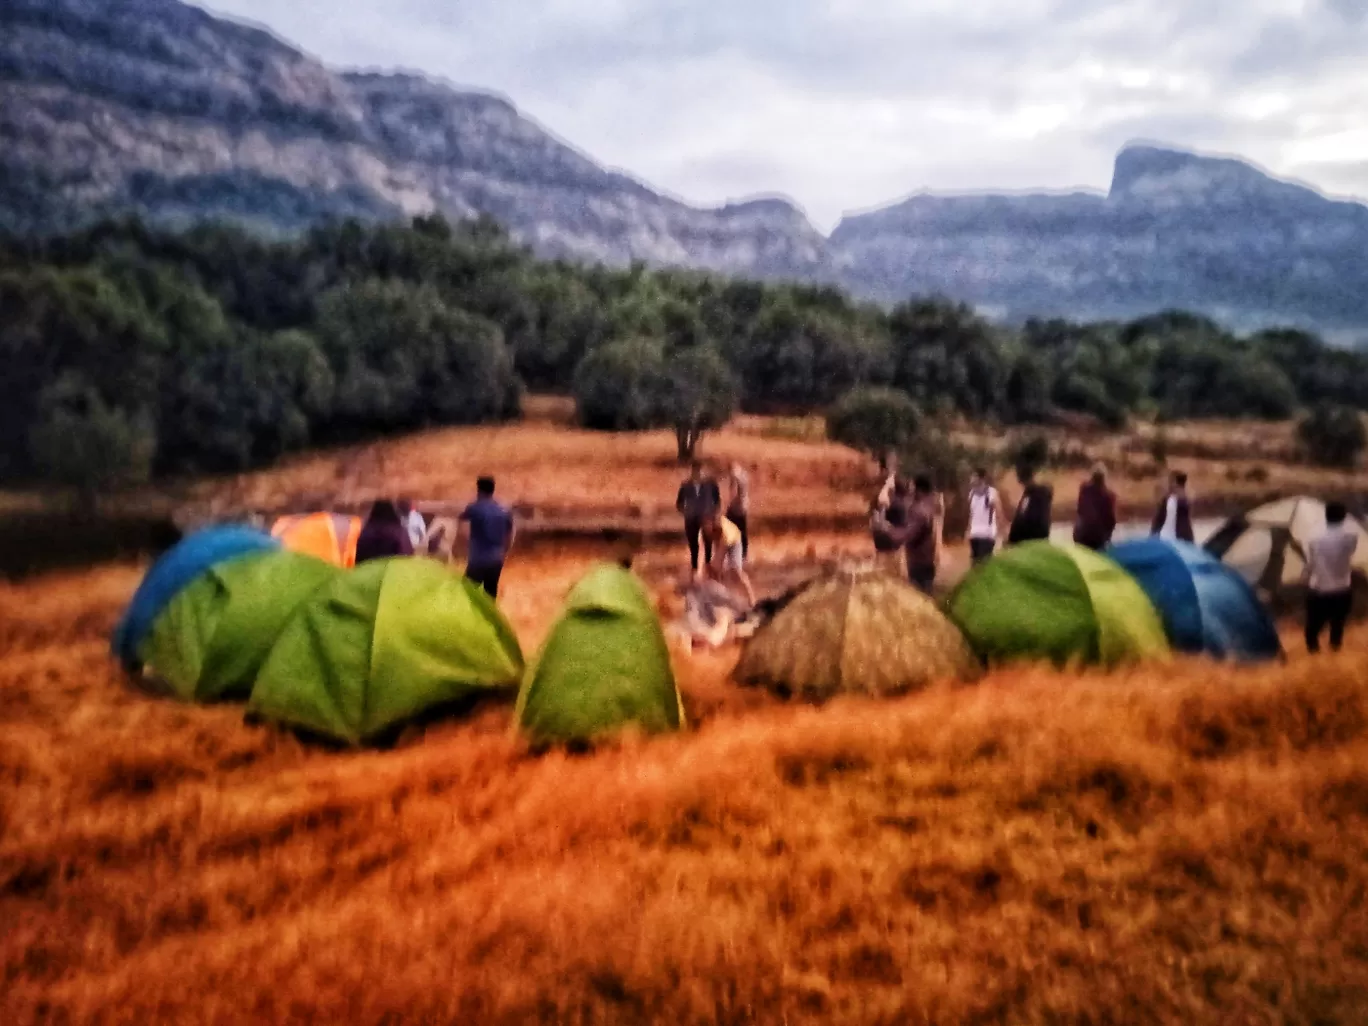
left=572, top=339, right=666, bottom=432
left=1298, top=404, right=1367, bottom=468
left=28, top=377, right=156, bottom=498
left=572, top=343, right=738, bottom=460
left=826, top=387, right=922, bottom=464
left=315, top=278, right=518, bottom=437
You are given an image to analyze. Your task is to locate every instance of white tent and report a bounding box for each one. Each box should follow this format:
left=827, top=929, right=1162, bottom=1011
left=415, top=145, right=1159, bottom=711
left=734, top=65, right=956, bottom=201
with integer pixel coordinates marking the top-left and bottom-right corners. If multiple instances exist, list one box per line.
left=1204, top=497, right=1368, bottom=592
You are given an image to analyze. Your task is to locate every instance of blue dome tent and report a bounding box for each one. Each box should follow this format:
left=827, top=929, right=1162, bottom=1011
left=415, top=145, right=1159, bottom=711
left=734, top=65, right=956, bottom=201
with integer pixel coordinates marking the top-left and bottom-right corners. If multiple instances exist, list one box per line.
left=111, top=525, right=278, bottom=670
left=1107, top=538, right=1281, bottom=662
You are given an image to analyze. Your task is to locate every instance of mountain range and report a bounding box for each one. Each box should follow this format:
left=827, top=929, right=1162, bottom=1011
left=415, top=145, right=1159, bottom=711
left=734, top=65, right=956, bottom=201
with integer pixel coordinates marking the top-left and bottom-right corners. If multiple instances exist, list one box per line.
left=4, top=0, right=1368, bottom=340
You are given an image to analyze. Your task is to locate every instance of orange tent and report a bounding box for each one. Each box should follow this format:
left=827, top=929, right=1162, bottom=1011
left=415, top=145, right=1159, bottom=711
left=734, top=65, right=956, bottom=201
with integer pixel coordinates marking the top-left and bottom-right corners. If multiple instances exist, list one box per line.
left=271, top=513, right=362, bottom=568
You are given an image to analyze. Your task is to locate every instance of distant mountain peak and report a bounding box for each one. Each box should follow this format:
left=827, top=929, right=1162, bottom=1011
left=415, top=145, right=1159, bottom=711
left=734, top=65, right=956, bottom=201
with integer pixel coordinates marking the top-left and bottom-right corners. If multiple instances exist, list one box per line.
left=5, top=0, right=1368, bottom=340
left=1108, top=143, right=1322, bottom=207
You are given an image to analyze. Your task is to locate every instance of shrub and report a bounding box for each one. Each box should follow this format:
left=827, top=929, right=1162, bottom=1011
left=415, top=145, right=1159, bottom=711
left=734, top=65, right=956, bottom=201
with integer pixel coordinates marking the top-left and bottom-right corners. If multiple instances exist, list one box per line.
left=572, top=340, right=666, bottom=432
left=1298, top=404, right=1367, bottom=468
left=27, top=377, right=156, bottom=499
left=315, top=278, right=519, bottom=438
left=826, top=387, right=921, bottom=466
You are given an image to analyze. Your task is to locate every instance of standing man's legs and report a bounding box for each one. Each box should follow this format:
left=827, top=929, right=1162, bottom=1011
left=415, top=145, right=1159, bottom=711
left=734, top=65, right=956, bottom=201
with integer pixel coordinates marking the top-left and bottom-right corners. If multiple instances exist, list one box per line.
left=684, top=519, right=702, bottom=572
left=970, top=538, right=995, bottom=564
left=466, top=562, right=504, bottom=599
left=1306, top=591, right=1329, bottom=653
left=703, top=531, right=714, bottom=568
left=1329, top=589, right=1353, bottom=652
left=908, top=564, right=936, bottom=595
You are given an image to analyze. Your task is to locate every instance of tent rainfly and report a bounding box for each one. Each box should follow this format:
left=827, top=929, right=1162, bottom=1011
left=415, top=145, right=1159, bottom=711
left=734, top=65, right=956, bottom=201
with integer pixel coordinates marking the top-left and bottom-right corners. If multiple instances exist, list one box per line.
left=736, top=569, right=979, bottom=701
left=515, top=564, right=684, bottom=745
left=947, top=542, right=1170, bottom=668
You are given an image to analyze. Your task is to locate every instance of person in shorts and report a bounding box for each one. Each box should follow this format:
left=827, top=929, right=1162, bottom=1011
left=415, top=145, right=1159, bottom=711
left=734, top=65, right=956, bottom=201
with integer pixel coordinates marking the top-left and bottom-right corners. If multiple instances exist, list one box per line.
left=706, top=510, right=755, bottom=608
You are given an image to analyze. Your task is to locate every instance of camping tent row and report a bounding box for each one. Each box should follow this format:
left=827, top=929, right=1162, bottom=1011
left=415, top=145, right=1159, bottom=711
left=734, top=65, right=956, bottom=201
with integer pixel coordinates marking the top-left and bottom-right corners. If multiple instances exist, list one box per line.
left=116, top=519, right=1290, bottom=744
left=740, top=537, right=1282, bottom=699
left=113, top=528, right=683, bottom=747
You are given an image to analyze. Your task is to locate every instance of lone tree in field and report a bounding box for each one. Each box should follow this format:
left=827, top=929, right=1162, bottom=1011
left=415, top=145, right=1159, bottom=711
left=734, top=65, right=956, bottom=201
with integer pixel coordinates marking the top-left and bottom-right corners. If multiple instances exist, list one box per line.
left=827, top=386, right=921, bottom=469
left=573, top=342, right=737, bottom=461
left=1298, top=403, right=1367, bottom=468
left=657, top=346, right=738, bottom=462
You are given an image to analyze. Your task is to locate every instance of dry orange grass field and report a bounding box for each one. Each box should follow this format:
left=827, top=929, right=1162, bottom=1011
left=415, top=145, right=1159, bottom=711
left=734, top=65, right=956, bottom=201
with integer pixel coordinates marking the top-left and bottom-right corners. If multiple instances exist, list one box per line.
left=185, top=401, right=1368, bottom=532
left=8, top=415, right=1368, bottom=1024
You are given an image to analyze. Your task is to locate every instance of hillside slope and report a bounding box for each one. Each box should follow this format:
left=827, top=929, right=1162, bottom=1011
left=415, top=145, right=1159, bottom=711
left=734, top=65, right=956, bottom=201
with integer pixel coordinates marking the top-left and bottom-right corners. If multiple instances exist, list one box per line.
left=0, top=0, right=828, bottom=277
left=5, top=0, right=1368, bottom=337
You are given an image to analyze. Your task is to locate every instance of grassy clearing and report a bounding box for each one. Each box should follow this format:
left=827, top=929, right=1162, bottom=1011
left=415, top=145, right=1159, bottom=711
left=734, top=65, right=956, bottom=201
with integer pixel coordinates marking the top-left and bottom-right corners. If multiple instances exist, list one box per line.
left=4, top=559, right=1368, bottom=1023
left=6, top=415, right=1368, bottom=1023
left=182, top=403, right=1368, bottom=532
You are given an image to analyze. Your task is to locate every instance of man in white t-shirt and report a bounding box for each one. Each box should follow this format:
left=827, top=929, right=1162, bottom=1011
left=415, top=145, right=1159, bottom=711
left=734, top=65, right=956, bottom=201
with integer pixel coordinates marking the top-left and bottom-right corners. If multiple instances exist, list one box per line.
left=966, top=467, right=1004, bottom=564
left=1304, top=501, right=1359, bottom=653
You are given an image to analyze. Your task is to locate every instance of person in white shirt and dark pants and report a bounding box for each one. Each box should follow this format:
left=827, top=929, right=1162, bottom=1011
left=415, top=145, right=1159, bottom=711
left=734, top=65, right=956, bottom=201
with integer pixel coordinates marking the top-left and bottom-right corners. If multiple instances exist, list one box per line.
left=1304, top=501, right=1358, bottom=653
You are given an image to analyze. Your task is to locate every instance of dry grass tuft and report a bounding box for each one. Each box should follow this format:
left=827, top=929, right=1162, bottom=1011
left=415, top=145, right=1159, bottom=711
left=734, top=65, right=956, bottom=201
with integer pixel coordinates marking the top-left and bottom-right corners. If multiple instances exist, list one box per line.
left=8, top=415, right=1368, bottom=1024
left=5, top=556, right=1368, bottom=1024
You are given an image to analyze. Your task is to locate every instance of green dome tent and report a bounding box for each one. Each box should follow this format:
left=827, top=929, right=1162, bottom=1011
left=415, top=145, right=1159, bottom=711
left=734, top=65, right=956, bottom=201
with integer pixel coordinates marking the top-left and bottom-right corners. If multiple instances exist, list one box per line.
left=947, top=542, right=1170, bottom=668
left=249, top=558, right=524, bottom=745
left=736, top=570, right=979, bottom=701
left=515, top=564, right=683, bottom=746
left=140, top=550, right=340, bottom=702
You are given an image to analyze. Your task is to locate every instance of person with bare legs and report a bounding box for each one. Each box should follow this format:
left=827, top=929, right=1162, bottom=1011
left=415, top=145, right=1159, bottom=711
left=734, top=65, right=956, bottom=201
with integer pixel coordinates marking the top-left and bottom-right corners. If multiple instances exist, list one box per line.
left=705, top=509, right=756, bottom=608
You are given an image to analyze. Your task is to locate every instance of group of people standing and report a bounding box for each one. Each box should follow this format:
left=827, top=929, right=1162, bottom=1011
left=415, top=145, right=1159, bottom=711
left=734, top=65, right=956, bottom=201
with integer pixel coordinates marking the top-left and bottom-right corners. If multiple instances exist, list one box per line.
left=1071, top=467, right=1194, bottom=551
left=353, top=477, right=515, bottom=599
left=872, top=463, right=1060, bottom=594
left=676, top=461, right=755, bottom=606
left=871, top=463, right=1199, bottom=594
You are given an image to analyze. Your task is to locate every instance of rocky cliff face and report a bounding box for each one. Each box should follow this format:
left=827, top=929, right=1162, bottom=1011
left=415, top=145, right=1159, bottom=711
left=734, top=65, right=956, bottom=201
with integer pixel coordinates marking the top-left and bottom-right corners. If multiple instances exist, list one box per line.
left=0, top=0, right=828, bottom=276
left=5, top=0, right=1368, bottom=338
left=831, top=146, right=1368, bottom=338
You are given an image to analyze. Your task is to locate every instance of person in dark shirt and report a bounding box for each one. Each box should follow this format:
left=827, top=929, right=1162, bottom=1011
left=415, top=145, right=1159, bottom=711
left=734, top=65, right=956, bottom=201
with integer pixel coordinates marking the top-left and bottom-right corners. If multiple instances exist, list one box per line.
left=1008, top=465, right=1054, bottom=545
left=676, top=461, right=722, bottom=576
left=355, top=499, right=414, bottom=564
left=1073, top=464, right=1118, bottom=551
left=899, top=476, right=940, bottom=595
left=1152, top=471, right=1195, bottom=543
left=459, top=476, right=515, bottom=599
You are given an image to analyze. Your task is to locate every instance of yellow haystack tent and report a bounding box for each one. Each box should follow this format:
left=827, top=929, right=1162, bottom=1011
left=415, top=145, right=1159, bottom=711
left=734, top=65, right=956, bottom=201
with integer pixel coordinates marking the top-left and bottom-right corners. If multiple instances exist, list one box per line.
left=736, top=570, right=979, bottom=702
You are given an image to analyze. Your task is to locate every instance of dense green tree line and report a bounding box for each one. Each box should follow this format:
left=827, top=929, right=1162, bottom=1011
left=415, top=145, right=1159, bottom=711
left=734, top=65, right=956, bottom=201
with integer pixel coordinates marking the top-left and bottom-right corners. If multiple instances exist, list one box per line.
left=3, top=214, right=1368, bottom=490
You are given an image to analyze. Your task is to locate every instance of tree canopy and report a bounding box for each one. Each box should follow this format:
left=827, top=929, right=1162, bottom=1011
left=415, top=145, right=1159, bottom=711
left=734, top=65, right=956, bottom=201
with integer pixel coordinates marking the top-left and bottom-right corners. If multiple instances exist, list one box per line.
left=4, top=215, right=1368, bottom=492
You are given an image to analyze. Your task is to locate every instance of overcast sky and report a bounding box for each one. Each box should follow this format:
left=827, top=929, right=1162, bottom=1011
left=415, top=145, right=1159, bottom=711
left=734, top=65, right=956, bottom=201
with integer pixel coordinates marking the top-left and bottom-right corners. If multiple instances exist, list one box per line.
left=202, top=0, right=1368, bottom=231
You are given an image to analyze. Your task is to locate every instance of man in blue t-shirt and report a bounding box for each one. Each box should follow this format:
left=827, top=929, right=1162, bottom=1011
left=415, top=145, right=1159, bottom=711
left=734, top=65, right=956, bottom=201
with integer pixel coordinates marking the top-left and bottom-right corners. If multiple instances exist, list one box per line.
left=459, top=476, right=515, bottom=599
